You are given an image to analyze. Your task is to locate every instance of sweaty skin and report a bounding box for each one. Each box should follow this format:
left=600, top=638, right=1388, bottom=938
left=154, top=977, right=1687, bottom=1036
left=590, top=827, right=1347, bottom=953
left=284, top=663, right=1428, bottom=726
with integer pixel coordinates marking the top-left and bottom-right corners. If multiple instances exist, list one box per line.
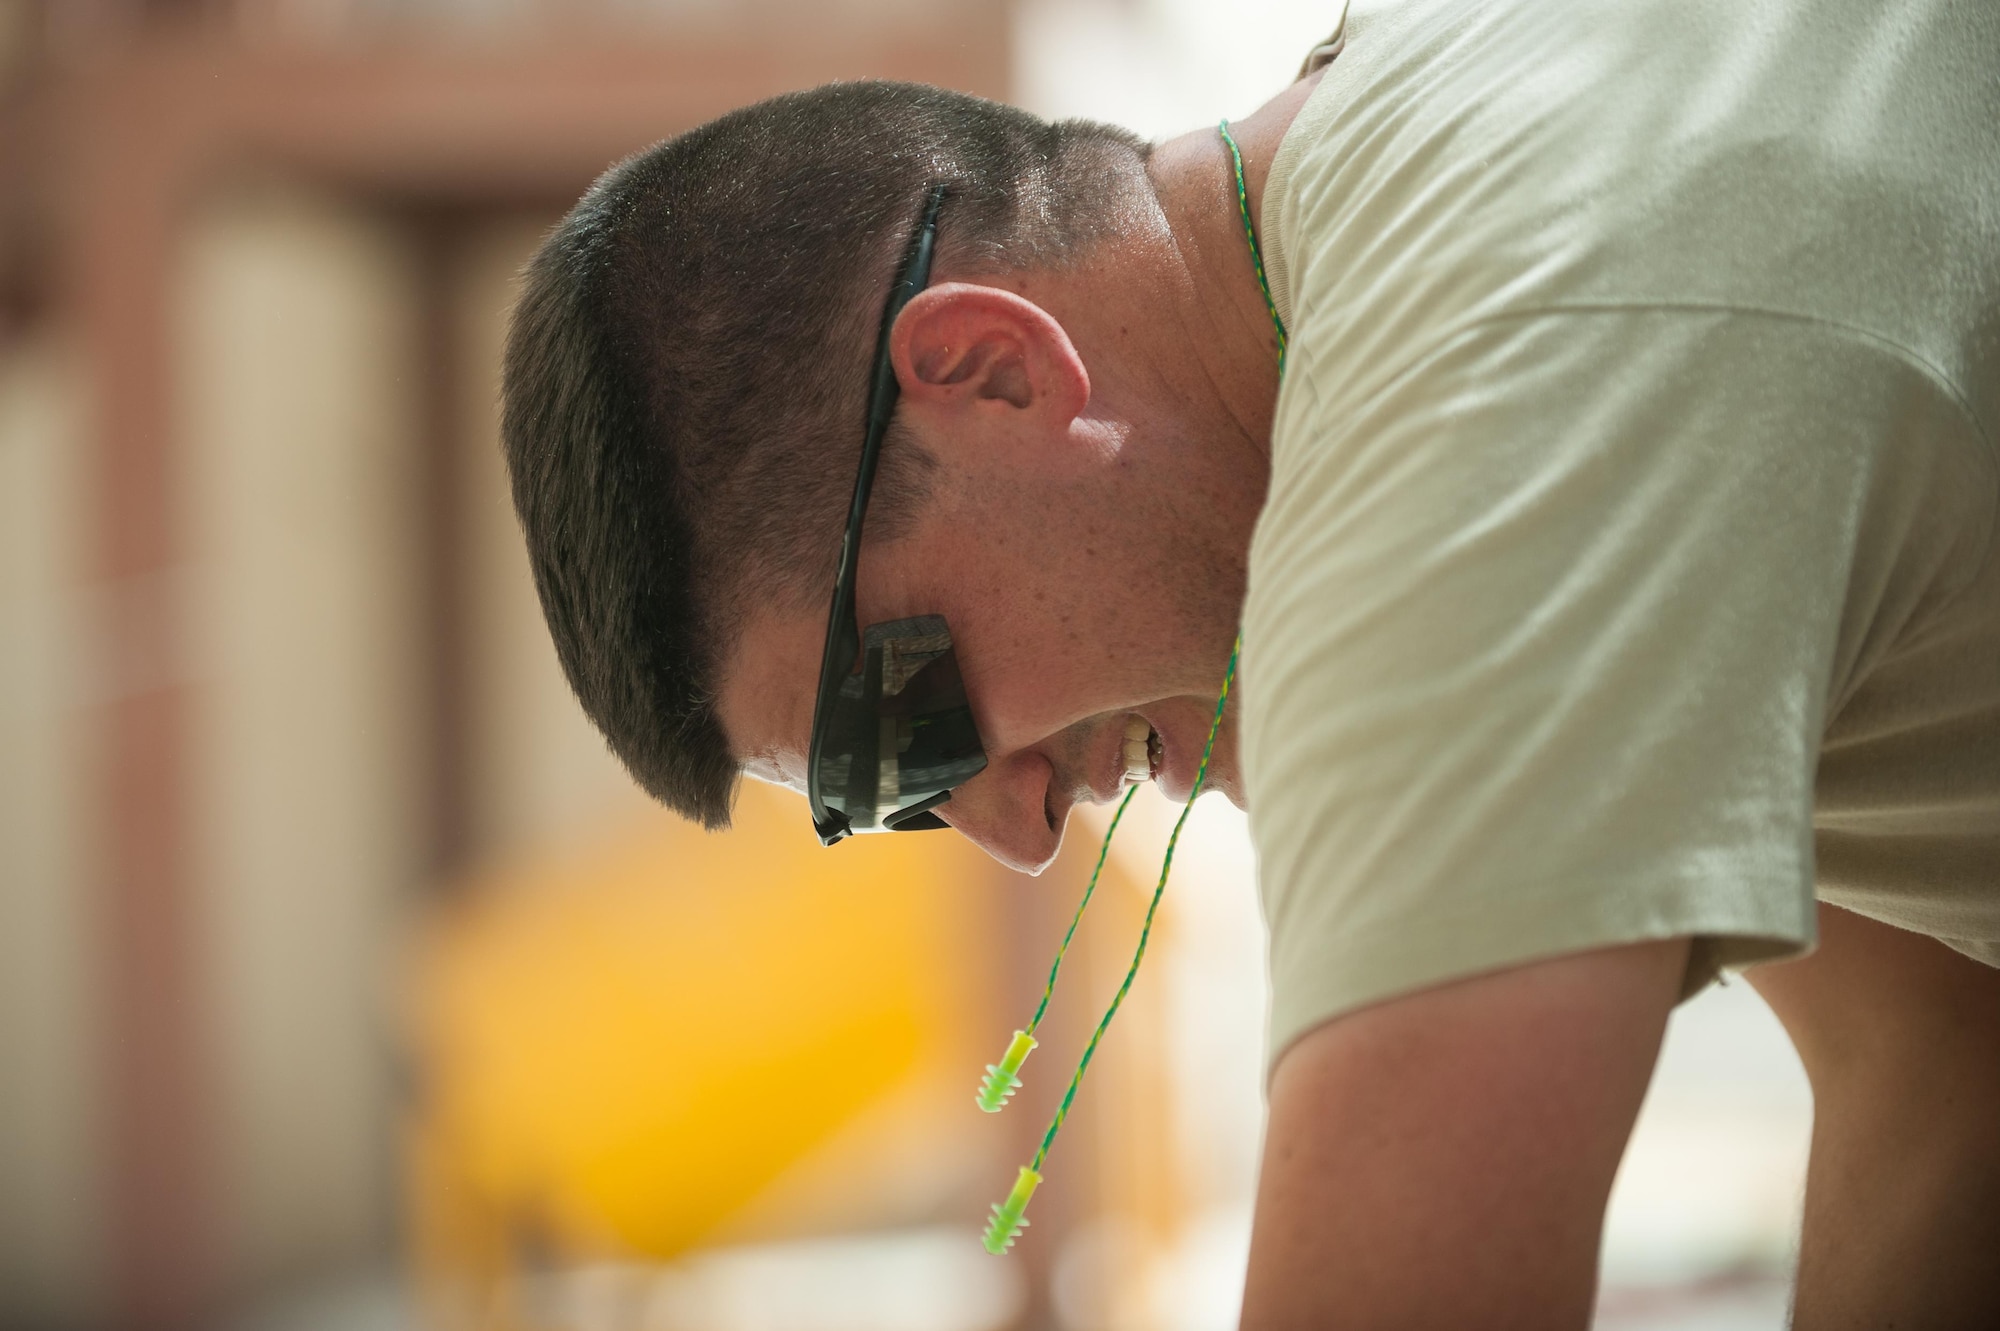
left=714, top=72, right=2000, bottom=1330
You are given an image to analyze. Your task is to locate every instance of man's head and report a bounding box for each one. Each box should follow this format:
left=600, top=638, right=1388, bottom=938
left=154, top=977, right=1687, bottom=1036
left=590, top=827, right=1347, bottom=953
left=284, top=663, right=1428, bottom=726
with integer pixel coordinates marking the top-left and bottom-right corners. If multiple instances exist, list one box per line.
left=504, top=80, right=1271, bottom=869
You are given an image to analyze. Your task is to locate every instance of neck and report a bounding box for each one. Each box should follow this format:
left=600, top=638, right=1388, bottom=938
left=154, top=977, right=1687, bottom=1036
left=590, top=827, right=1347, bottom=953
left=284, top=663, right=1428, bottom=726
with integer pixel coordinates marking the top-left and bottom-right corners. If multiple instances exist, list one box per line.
left=1145, top=70, right=1324, bottom=458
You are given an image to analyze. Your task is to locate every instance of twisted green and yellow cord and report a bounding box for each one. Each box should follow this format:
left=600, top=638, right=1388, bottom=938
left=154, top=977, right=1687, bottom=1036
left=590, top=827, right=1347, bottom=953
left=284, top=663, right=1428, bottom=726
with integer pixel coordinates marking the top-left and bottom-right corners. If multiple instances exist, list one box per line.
left=1218, top=119, right=1289, bottom=374
left=976, top=786, right=1138, bottom=1113
left=1026, top=638, right=1238, bottom=1176
left=983, top=638, right=1240, bottom=1254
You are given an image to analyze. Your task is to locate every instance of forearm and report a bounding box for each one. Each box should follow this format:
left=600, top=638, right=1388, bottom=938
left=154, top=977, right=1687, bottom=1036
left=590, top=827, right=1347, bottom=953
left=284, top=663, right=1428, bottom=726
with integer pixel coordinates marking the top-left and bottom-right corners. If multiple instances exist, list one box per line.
left=1791, top=1071, right=2000, bottom=1328
left=1751, top=906, right=2000, bottom=1328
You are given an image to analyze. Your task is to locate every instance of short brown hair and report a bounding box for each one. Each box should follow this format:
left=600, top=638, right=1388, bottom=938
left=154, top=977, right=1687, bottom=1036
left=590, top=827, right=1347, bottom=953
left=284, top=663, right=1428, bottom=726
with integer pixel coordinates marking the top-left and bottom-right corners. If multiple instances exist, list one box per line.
left=502, top=81, right=1151, bottom=828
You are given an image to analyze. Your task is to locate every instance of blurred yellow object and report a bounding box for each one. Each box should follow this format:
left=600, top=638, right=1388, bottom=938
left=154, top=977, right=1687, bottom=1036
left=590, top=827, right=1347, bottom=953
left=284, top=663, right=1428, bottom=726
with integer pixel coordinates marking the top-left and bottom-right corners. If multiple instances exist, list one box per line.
left=407, top=779, right=1003, bottom=1315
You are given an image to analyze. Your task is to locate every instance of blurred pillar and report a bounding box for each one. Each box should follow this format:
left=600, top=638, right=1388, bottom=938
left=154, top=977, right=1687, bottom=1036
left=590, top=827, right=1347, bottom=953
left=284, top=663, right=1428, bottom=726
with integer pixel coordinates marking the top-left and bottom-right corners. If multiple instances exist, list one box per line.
left=72, top=56, right=217, bottom=1331
left=413, top=211, right=475, bottom=887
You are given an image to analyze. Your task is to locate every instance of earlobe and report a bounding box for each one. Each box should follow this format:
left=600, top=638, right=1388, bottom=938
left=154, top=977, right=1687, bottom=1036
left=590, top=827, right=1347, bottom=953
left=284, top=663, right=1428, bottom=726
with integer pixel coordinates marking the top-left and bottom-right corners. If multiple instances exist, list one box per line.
left=894, top=282, right=1090, bottom=423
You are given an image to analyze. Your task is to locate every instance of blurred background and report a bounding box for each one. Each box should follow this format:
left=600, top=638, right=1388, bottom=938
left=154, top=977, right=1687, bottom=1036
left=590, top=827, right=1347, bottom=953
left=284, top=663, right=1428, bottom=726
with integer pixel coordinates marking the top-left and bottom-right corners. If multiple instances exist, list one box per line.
left=0, top=1, right=1813, bottom=1328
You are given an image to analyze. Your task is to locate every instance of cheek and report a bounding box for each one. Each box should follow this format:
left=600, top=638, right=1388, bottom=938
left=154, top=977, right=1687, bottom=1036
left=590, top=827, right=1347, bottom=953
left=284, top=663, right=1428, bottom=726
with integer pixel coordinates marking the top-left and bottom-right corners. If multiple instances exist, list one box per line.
left=964, top=638, right=1136, bottom=771
left=946, top=542, right=1146, bottom=742
left=959, top=630, right=1093, bottom=750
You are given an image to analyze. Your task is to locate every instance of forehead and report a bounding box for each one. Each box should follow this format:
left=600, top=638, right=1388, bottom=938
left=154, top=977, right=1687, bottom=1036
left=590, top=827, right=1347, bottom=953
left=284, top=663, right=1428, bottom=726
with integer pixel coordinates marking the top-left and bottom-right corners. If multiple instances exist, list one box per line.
left=712, top=602, right=824, bottom=790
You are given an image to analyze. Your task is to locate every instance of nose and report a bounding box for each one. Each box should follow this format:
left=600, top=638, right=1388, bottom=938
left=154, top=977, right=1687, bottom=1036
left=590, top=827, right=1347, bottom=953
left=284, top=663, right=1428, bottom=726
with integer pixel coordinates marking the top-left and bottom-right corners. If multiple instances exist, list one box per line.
left=938, top=750, right=1066, bottom=875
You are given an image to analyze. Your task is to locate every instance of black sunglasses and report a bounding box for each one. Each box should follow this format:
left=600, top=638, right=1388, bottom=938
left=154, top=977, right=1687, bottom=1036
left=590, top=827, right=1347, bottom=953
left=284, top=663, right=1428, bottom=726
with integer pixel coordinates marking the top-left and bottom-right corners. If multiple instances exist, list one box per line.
left=806, top=184, right=988, bottom=846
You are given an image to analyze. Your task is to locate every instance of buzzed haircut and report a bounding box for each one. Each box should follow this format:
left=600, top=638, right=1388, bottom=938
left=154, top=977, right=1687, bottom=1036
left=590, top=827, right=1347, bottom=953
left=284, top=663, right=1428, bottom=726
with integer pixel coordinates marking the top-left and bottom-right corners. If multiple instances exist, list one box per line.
left=501, top=81, right=1152, bottom=829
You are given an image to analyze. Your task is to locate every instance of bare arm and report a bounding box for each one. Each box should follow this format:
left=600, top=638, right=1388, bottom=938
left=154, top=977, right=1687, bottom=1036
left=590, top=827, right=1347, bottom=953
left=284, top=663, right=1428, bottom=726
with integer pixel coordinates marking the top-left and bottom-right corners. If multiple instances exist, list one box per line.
left=1748, top=904, right=2000, bottom=1329
left=1240, top=937, right=1689, bottom=1330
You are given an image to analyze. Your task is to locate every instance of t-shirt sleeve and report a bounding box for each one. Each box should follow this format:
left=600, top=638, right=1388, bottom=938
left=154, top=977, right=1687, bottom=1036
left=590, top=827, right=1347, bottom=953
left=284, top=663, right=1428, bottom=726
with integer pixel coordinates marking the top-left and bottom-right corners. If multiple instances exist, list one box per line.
left=1243, top=308, right=1928, bottom=1065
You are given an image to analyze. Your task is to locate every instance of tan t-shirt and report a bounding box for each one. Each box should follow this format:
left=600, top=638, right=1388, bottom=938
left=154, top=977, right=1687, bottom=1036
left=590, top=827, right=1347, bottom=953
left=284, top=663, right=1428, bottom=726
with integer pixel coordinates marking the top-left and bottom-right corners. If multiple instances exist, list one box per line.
left=1244, top=0, right=2000, bottom=1064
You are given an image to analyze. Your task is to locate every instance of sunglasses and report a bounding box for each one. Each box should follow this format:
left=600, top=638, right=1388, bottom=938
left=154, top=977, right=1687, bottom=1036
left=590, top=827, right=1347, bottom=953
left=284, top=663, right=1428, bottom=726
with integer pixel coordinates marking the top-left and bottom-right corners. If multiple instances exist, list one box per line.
left=806, top=184, right=988, bottom=846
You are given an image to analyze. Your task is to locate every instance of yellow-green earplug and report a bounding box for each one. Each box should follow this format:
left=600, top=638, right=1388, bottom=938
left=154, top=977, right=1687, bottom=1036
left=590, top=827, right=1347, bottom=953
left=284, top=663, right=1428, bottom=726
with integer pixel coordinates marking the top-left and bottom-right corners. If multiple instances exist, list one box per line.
left=977, top=1029, right=1038, bottom=1112
left=982, top=1166, right=1042, bottom=1255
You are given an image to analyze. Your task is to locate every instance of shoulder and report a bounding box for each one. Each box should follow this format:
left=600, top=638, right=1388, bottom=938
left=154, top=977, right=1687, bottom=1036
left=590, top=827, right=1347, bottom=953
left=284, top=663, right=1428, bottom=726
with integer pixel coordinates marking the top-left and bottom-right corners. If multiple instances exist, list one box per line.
left=1267, top=0, right=2000, bottom=428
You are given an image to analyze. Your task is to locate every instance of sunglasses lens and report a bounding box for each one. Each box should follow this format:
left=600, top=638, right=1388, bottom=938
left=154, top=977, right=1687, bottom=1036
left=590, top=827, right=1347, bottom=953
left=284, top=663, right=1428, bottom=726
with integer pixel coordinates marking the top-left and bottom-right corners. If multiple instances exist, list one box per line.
left=813, top=615, right=987, bottom=833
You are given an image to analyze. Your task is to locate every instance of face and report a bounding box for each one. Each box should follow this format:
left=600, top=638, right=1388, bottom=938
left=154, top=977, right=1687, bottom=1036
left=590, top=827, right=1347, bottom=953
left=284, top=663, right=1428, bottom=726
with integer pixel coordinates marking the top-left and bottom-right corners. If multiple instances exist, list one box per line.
left=714, top=277, right=1260, bottom=873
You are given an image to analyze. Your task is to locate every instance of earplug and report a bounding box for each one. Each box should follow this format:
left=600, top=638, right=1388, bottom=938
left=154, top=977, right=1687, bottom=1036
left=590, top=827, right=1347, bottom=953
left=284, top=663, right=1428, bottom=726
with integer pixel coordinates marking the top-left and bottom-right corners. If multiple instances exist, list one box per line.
left=976, top=1029, right=1038, bottom=1113
left=982, top=1166, right=1042, bottom=1254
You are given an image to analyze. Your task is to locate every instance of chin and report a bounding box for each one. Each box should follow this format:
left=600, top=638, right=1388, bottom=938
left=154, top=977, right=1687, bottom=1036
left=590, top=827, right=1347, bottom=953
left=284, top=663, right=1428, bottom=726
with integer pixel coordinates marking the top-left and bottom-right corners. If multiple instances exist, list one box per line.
left=1160, top=755, right=1241, bottom=808
left=1161, top=716, right=1240, bottom=807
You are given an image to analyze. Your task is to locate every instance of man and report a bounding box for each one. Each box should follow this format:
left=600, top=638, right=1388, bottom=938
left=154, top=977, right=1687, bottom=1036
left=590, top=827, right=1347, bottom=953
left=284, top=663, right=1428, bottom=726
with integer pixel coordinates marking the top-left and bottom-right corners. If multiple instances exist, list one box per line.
left=502, top=0, right=2000, bottom=1322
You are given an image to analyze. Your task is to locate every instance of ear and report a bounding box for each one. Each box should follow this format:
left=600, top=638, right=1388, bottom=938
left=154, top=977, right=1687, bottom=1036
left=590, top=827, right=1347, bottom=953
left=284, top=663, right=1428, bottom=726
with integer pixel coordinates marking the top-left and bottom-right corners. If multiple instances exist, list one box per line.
left=890, top=282, right=1090, bottom=427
